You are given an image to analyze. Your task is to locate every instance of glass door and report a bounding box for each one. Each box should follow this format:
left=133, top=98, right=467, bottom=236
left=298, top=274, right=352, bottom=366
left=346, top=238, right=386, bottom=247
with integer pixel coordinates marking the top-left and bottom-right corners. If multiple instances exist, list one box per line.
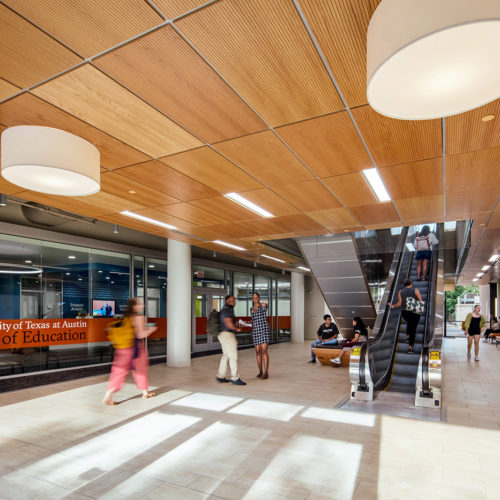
left=192, top=292, right=225, bottom=352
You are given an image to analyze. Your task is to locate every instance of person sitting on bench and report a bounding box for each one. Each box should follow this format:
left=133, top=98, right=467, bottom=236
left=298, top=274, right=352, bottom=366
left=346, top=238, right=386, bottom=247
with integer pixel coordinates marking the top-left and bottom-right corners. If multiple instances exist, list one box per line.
left=308, top=314, right=339, bottom=363
left=331, top=316, right=368, bottom=366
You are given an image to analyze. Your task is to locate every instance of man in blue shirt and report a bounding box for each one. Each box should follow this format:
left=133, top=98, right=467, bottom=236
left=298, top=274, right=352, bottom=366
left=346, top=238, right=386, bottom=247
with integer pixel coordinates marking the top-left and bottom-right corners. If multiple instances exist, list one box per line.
left=216, top=295, right=246, bottom=386
left=308, top=314, right=339, bottom=363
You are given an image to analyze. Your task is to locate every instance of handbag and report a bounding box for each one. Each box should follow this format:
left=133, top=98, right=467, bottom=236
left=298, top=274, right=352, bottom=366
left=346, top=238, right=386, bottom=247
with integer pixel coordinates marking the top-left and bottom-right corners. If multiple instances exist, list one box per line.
left=405, top=296, right=425, bottom=315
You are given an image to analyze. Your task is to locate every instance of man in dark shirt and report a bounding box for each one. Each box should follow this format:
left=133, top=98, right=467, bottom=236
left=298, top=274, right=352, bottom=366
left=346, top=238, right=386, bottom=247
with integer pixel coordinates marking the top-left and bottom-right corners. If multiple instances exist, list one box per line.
left=308, top=314, right=339, bottom=363
left=216, top=295, right=246, bottom=385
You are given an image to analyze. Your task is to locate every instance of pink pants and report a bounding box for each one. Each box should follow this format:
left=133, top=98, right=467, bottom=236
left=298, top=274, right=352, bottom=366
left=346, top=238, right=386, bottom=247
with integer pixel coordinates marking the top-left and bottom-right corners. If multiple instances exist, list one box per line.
left=107, top=343, right=149, bottom=393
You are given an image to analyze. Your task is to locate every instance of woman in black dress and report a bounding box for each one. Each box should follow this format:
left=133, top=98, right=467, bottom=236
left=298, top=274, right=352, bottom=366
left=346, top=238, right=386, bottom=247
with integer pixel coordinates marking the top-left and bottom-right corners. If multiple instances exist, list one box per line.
left=464, top=305, right=486, bottom=361
left=250, top=293, right=270, bottom=379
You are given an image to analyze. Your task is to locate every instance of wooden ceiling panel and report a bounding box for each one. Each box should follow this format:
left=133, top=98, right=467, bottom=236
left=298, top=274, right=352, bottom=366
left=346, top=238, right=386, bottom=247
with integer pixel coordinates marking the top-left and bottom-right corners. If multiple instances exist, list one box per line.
left=0, top=4, right=82, bottom=88
left=153, top=203, right=226, bottom=226
left=189, top=222, right=257, bottom=241
left=233, top=188, right=300, bottom=217
left=352, top=105, right=442, bottom=167
left=270, top=214, right=327, bottom=234
left=160, top=147, right=263, bottom=193
left=214, top=130, right=313, bottom=186
left=350, top=202, right=400, bottom=226
left=322, top=172, right=377, bottom=207
left=394, top=195, right=444, bottom=225
left=307, top=207, right=361, bottom=231
left=0, top=176, right=25, bottom=195
left=100, top=172, right=180, bottom=207
left=272, top=180, right=341, bottom=212
left=125, top=207, right=199, bottom=232
left=32, top=65, right=202, bottom=157
left=0, top=78, right=20, bottom=101
left=4, top=0, right=162, bottom=58
left=190, top=196, right=261, bottom=222
left=151, top=0, right=206, bottom=19
left=176, top=0, right=343, bottom=126
left=488, top=205, right=500, bottom=229
left=446, top=99, right=500, bottom=155
left=379, top=157, right=443, bottom=200
left=0, top=93, right=149, bottom=169
left=115, top=160, right=217, bottom=202
left=298, top=0, right=380, bottom=108
left=233, top=219, right=289, bottom=238
left=95, top=26, right=265, bottom=143
left=276, top=112, right=372, bottom=177
left=446, top=192, right=496, bottom=221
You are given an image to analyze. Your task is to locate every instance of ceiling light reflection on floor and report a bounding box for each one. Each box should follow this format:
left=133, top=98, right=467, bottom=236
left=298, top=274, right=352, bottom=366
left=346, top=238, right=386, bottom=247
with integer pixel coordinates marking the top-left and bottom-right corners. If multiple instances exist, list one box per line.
left=170, top=392, right=243, bottom=412
left=301, top=407, right=375, bottom=427
left=228, top=399, right=303, bottom=422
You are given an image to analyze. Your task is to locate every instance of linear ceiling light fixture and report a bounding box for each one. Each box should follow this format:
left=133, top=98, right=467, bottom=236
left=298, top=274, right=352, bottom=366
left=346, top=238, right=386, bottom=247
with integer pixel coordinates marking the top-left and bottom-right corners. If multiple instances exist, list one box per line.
left=297, top=266, right=311, bottom=272
left=367, top=0, right=500, bottom=119
left=1, top=126, right=100, bottom=195
left=473, top=278, right=478, bottom=282
left=213, top=240, right=245, bottom=251
left=261, top=254, right=285, bottom=263
left=482, top=265, right=490, bottom=271
left=362, top=169, right=391, bottom=202
left=120, top=210, right=177, bottom=230
left=224, top=193, right=273, bottom=218
left=489, top=254, right=499, bottom=263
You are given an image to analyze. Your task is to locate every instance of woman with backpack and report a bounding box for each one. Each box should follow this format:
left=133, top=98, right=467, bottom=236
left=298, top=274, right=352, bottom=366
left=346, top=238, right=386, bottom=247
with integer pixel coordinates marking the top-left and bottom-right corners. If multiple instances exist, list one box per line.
left=103, top=297, right=157, bottom=405
left=251, top=292, right=270, bottom=379
left=414, top=225, right=439, bottom=281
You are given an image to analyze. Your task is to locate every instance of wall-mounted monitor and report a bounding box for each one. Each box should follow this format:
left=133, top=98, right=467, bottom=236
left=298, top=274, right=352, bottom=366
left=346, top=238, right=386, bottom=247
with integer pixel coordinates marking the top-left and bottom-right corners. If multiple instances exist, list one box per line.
left=92, top=300, right=115, bottom=317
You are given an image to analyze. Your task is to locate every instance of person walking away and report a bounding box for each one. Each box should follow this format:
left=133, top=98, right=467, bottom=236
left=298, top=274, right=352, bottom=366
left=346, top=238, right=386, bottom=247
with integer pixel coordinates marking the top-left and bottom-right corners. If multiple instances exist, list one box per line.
left=308, top=314, right=339, bottom=363
left=414, top=225, right=439, bottom=281
left=388, top=279, right=423, bottom=354
left=464, top=305, right=486, bottom=361
left=103, top=298, right=157, bottom=405
left=331, top=316, right=368, bottom=366
left=216, top=295, right=246, bottom=385
left=250, top=292, right=271, bottom=379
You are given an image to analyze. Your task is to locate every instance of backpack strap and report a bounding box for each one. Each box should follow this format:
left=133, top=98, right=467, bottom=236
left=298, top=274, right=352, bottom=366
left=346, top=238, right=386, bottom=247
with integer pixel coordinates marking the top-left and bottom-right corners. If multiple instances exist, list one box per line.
left=426, top=236, right=430, bottom=249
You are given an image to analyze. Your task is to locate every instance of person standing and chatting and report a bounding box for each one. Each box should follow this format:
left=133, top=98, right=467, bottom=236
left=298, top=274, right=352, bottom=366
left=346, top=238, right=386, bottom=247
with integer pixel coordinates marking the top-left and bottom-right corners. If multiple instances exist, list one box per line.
left=251, top=292, right=270, bottom=379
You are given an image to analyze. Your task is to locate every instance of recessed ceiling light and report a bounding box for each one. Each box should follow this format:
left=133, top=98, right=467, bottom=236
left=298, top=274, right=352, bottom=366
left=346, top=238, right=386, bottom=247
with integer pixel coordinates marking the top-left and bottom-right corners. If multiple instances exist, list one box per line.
left=148, top=264, right=155, bottom=268
left=297, top=266, right=310, bottom=272
left=482, top=115, right=495, bottom=122
left=98, top=270, right=103, bottom=273
left=473, top=278, right=478, bottom=282
left=482, top=265, right=490, bottom=271
left=489, top=254, right=499, bottom=262
left=224, top=193, right=273, bottom=218
left=262, top=254, right=285, bottom=263
left=68, top=255, right=76, bottom=259
left=128, top=190, right=136, bottom=194
left=106, top=276, right=110, bottom=280
left=25, top=260, right=32, bottom=264
left=476, top=273, right=483, bottom=278
left=214, top=240, right=245, bottom=251
left=120, top=210, right=177, bottom=230
left=78, top=278, right=82, bottom=281
left=65, top=272, right=70, bottom=275
left=362, top=168, right=391, bottom=202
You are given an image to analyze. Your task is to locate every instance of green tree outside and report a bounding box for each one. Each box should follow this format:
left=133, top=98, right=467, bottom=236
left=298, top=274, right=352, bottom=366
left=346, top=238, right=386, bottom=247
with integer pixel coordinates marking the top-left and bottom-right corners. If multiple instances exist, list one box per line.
left=445, top=286, right=479, bottom=321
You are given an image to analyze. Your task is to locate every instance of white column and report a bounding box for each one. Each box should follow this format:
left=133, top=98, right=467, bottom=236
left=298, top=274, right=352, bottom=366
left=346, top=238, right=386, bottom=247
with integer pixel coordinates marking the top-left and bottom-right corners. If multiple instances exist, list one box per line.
left=167, top=239, right=191, bottom=367
left=479, top=284, right=490, bottom=320
left=291, top=271, right=305, bottom=343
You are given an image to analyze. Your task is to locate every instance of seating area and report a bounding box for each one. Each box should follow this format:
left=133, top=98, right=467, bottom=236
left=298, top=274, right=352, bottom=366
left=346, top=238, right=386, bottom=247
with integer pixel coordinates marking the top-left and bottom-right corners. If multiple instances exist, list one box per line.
left=312, top=346, right=352, bottom=367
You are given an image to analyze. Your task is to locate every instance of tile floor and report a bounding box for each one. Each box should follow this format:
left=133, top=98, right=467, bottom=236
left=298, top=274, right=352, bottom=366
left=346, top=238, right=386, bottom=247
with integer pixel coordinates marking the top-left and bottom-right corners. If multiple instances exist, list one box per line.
left=0, top=338, right=499, bottom=499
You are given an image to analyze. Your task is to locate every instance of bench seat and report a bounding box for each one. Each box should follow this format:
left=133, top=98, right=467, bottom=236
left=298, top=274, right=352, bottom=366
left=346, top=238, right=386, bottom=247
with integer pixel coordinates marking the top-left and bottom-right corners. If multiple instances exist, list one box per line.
left=312, top=348, right=351, bottom=367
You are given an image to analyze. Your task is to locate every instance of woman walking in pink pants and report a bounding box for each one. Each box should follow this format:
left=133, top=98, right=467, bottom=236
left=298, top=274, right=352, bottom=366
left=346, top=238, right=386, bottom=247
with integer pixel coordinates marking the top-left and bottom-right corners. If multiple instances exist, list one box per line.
left=103, top=298, right=157, bottom=405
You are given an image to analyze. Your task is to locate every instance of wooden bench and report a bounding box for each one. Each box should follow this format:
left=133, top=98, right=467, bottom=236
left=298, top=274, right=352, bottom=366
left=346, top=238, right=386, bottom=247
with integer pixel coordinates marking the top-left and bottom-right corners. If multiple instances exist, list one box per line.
left=312, top=348, right=352, bottom=367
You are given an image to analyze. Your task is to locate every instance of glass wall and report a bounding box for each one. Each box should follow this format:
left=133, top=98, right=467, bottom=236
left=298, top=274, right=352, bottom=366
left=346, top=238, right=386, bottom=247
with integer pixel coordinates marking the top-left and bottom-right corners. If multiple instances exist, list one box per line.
left=146, top=257, right=167, bottom=356
left=233, top=272, right=253, bottom=317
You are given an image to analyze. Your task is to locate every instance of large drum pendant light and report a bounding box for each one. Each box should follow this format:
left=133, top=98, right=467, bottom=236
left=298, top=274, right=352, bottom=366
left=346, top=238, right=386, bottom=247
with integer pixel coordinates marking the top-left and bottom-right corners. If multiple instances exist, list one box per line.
left=1, top=126, right=100, bottom=196
left=367, top=0, right=500, bottom=120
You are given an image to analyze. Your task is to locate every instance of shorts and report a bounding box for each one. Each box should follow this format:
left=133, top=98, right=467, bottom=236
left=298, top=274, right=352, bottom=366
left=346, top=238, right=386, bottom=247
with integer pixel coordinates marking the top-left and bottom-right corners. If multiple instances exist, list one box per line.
left=415, top=250, right=432, bottom=261
left=468, top=331, right=480, bottom=336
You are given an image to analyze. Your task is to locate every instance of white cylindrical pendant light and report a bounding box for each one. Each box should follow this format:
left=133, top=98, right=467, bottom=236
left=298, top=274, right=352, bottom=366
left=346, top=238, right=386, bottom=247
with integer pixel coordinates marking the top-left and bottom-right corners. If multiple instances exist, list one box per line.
left=367, top=0, right=500, bottom=120
left=1, top=126, right=100, bottom=196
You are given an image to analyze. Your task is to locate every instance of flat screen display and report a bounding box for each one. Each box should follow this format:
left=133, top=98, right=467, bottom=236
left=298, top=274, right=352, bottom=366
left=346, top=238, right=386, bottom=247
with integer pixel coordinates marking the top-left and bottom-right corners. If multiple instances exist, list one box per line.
left=92, top=300, right=115, bottom=317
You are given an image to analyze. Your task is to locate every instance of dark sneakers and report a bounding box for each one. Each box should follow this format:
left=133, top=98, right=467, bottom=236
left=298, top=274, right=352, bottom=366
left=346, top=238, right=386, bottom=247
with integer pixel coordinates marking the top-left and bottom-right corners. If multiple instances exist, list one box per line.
left=230, top=378, right=247, bottom=386
left=308, top=359, right=316, bottom=363
left=216, top=377, right=230, bottom=383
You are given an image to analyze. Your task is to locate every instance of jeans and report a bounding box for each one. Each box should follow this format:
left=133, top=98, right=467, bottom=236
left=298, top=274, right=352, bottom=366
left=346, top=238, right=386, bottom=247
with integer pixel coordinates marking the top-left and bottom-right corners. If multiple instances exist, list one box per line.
left=311, top=338, right=338, bottom=360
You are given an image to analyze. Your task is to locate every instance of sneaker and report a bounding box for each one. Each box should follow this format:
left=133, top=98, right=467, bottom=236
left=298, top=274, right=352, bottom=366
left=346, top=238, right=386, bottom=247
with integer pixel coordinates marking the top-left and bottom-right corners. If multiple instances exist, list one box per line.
left=231, top=378, right=247, bottom=386
left=330, top=358, right=341, bottom=365
left=308, top=359, right=316, bottom=364
left=216, top=377, right=230, bottom=383
left=475, top=356, right=480, bottom=361
left=467, top=353, right=471, bottom=359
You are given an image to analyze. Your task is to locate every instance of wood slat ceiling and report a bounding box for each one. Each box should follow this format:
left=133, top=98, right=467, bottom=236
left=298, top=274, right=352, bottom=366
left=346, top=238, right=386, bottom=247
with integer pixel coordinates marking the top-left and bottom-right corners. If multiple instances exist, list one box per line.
left=0, top=0, right=498, bottom=280
left=175, top=0, right=343, bottom=126
left=3, top=0, right=163, bottom=58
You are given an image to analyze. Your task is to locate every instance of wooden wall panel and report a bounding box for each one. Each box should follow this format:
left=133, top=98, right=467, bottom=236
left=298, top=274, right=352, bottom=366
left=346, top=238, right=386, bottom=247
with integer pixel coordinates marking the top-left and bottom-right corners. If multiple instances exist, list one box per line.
left=160, top=147, right=263, bottom=193
left=322, top=172, right=377, bottom=207
left=115, top=160, right=217, bottom=202
left=4, top=0, right=162, bottom=58
left=307, top=207, right=361, bottom=231
left=350, top=202, right=400, bottom=226
left=298, top=0, right=380, bottom=107
left=32, top=65, right=202, bottom=157
left=154, top=203, right=226, bottom=226
left=394, top=195, right=444, bottom=225
left=276, top=112, right=372, bottom=177
left=0, top=93, right=149, bottom=169
left=151, top=0, right=207, bottom=19
left=272, top=180, right=341, bottom=212
left=214, top=130, right=313, bottom=186
left=446, top=99, right=500, bottom=155
left=233, top=189, right=300, bottom=217
left=176, top=0, right=343, bottom=126
left=95, top=26, right=265, bottom=143
left=379, top=157, right=443, bottom=200
left=0, top=4, right=82, bottom=88
left=100, top=172, right=180, bottom=207
left=352, top=105, right=442, bottom=167
left=0, top=78, right=20, bottom=101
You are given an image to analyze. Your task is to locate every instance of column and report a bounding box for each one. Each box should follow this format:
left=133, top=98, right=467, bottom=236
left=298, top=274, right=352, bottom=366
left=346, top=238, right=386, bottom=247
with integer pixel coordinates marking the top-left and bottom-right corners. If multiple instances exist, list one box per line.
left=291, top=271, right=305, bottom=343
left=479, top=284, right=490, bottom=320
left=167, top=239, right=191, bottom=367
